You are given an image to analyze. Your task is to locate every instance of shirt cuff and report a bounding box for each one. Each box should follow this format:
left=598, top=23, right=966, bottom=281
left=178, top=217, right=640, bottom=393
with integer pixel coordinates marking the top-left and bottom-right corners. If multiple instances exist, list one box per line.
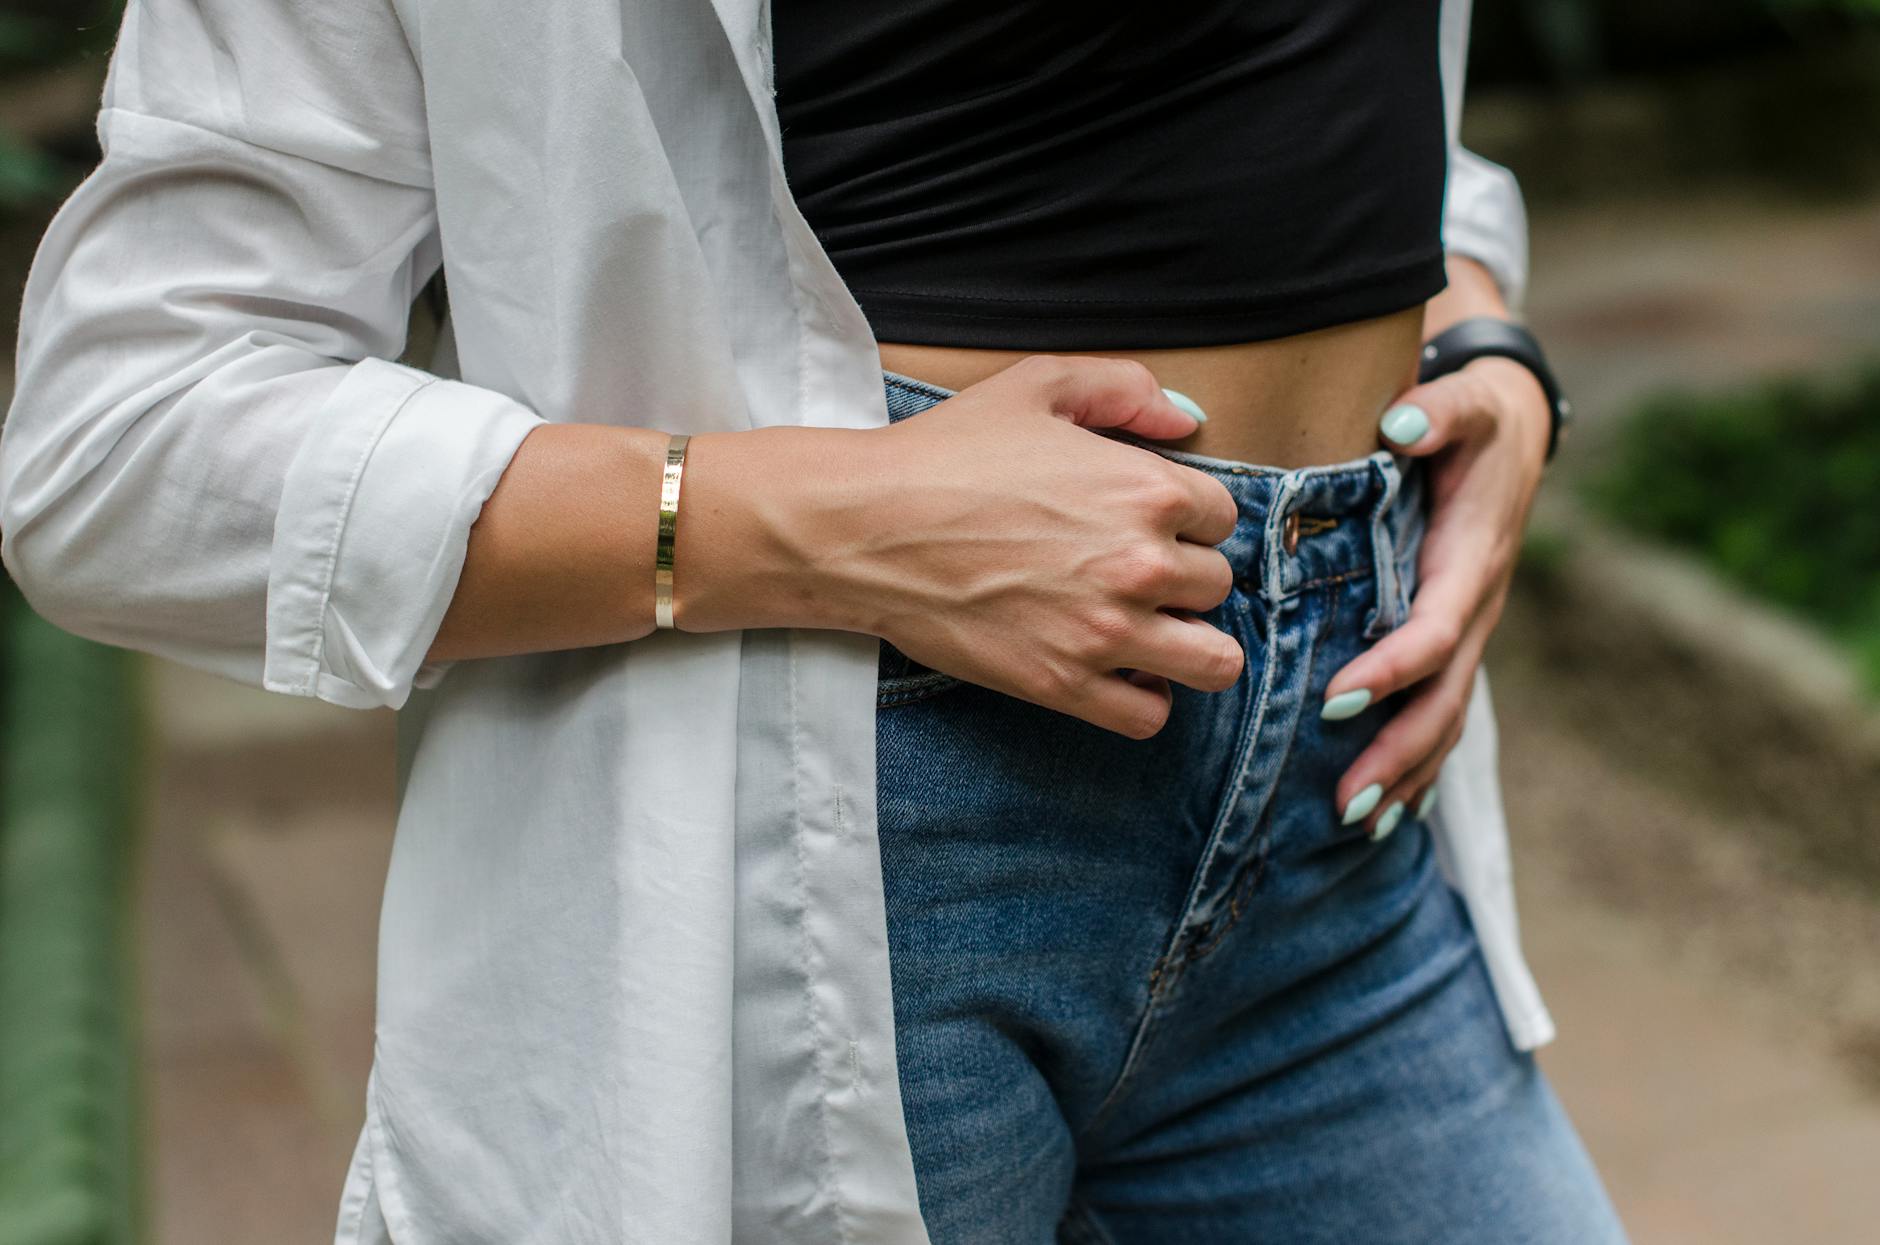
left=1442, top=147, right=1531, bottom=314
left=264, top=356, right=546, bottom=709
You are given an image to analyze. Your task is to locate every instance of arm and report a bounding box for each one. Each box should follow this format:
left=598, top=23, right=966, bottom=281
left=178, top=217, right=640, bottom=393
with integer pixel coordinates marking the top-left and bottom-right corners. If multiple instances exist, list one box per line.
left=438, top=3, right=1544, bottom=679
left=0, top=0, right=544, bottom=709
left=423, top=357, right=1240, bottom=749
left=1318, top=0, right=1553, bottom=834
left=0, top=0, right=1231, bottom=736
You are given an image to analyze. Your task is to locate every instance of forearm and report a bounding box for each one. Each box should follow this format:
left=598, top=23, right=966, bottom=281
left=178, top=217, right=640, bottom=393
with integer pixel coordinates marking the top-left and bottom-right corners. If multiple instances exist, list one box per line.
left=1424, top=254, right=1512, bottom=340
left=425, top=422, right=873, bottom=663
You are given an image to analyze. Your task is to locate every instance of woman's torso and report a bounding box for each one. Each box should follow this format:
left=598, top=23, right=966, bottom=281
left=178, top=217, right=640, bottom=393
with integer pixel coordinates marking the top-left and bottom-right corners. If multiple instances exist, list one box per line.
left=774, top=0, right=1447, bottom=467
left=873, top=311, right=1425, bottom=467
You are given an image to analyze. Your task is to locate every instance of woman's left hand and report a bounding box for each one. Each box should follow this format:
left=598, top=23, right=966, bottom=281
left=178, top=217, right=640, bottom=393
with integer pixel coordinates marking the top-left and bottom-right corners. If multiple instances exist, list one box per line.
left=1319, top=351, right=1552, bottom=839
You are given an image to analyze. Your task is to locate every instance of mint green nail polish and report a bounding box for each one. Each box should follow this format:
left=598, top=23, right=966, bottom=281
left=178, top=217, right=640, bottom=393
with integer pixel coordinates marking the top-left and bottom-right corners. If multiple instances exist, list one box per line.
left=1371, top=800, right=1405, bottom=842
left=1320, top=688, right=1372, bottom=721
left=1340, top=782, right=1383, bottom=826
left=1163, top=388, right=1207, bottom=423
left=1379, top=403, right=1429, bottom=446
left=1415, top=787, right=1438, bottom=821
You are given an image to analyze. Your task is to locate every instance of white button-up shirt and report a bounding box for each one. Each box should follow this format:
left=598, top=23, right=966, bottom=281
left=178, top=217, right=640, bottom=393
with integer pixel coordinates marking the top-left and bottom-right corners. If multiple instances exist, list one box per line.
left=0, top=1, right=1552, bottom=1240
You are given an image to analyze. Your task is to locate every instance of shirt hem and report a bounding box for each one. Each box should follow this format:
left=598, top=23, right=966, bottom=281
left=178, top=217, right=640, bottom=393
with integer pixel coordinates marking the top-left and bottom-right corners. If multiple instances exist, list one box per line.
left=849, top=252, right=1447, bottom=350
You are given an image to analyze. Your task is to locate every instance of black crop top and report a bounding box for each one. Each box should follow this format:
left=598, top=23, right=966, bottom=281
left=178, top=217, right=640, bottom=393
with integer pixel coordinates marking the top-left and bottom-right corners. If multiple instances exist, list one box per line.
left=773, top=1, right=1449, bottom=351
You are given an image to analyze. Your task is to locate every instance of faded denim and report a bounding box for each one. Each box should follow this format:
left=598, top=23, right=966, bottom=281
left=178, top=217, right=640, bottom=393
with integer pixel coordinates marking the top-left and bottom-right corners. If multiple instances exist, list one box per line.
left=874, top=369, right=1627, bottom=1243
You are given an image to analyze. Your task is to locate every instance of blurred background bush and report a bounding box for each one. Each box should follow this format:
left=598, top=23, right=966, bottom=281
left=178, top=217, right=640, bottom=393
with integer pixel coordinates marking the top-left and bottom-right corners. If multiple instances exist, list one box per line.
left=1, top=2, right=1878, bottom=1242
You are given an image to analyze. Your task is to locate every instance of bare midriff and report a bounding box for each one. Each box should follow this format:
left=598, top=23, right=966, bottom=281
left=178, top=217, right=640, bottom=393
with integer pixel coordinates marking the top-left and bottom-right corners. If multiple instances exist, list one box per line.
left=876, top=303, right=1425, bottom=470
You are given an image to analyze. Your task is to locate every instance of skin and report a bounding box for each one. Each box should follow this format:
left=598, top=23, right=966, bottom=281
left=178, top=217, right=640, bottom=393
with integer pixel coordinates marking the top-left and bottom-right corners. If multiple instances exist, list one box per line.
left=882, top=257, right=1549, bottom=831
left=881, top=256, right=1550, bottom=829
left=876, top=303, right=1425, bottom=470
left=1327, top=257, right=1551, bottom=833
left=427, top=257, right=1550, bottom=804
left=426, top=356, right=1243, bottom=740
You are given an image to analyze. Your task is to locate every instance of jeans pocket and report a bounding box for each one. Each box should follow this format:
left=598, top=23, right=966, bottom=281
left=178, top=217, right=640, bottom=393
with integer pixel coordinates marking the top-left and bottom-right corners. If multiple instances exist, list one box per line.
left=877, top=637, right=966, bottom=708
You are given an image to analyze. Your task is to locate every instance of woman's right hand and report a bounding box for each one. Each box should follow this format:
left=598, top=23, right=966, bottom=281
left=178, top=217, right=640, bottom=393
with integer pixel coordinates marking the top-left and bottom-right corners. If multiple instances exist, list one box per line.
left=805, top=354, right=1245, bottom=739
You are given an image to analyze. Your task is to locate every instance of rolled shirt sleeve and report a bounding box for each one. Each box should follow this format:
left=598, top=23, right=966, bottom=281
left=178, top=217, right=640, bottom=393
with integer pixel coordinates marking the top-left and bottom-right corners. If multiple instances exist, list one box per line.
left=262, top=358, right=543, bottom=709
left=0, top=0, right=545, bottom=709
left=1438, top=0, right=1531, bottom=311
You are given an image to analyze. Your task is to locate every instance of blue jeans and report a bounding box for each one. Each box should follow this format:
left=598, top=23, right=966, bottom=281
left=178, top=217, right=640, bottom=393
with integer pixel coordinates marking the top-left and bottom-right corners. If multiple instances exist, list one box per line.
left=874, top=370, right=1628, bottom=1244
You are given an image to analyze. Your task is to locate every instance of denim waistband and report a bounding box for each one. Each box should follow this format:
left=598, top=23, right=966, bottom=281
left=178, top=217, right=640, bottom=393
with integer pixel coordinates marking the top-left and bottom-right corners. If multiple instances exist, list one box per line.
left=881, top=368, right=1426, bottom=622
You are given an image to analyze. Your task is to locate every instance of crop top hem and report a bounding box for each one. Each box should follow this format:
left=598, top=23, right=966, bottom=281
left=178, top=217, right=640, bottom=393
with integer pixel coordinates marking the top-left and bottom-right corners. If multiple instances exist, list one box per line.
left=853, top=248, right=1448, bottom=351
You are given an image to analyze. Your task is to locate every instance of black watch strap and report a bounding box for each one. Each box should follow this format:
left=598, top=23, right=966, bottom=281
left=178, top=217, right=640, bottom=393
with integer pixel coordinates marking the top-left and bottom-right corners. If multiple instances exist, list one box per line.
left=1417, top=317, right=1573, bottom=462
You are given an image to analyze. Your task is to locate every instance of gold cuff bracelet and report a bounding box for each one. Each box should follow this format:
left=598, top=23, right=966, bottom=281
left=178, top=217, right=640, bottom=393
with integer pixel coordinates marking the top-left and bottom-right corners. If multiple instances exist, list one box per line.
left=654, top=432, right=690, bottom=630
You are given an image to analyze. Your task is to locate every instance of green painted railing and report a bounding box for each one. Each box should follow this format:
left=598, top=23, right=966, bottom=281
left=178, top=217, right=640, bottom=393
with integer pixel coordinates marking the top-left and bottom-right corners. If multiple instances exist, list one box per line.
left=0, top=580, right=143, bottom=1245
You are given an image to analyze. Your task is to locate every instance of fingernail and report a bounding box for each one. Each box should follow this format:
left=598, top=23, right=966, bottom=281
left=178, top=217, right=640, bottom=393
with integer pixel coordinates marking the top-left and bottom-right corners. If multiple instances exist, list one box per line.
left=1340, top=782, right=1383, bottom=826
left=1163, top=388, right=1207, bottom=423
left=1370, top=800, right=1405, bottom=842
left=1379, top=403, right=1429, bottom=446
left=1415, top=787, right=1438, bottom=821
left=1320, top=688, right=1373, bottom=721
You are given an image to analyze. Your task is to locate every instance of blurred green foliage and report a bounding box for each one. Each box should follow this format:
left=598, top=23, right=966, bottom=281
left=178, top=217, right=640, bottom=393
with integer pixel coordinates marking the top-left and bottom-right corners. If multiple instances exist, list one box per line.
left=1586, top=361, right=1880, bottom=691
left=1782, top=0, right=1880, bottom=12
left=0, top=131, right=65, bottom=209
left=1475, top=0, right=1880, bottom=84
left=0, top=1, right=120, bottom=211
left=0, top=580, right=144, bottom=1245
left=0, top=1, right=120, bottom=70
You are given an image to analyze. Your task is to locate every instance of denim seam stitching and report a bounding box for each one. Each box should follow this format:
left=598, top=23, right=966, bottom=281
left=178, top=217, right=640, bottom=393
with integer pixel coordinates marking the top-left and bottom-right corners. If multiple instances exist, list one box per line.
left=1076, top=590, right=1278, bottom=1143
left=1199, top=487, right=1297, bottom=933
left=1176, top=598, right=1326, bottom=962
left=1179, top=810, right=1277, bottom=962
left=1295, top=565, right=1375, bottom=593
left=882, top=370, right=957, bottom=404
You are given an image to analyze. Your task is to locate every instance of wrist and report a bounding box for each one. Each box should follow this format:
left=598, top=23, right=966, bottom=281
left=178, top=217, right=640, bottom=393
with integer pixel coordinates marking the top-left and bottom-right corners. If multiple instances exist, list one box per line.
left=1420, top=316, right=1571, bottom=465
left=1424, top=255, right=1511, bottom=338
left=669, top=425, right=885, bottom=635
left=1468, top=357, right=1550, bottom=480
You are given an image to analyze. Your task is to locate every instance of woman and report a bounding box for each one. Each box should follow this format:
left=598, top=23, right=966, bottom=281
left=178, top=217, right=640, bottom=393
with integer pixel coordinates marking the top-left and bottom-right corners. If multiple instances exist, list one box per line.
left=0, top=0, right=1618, bottom=1241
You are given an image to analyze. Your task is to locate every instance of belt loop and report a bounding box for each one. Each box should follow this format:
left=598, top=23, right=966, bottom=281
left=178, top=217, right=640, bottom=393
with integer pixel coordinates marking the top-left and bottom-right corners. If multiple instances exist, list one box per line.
left=1360, top=455, right=1407, bottom=640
